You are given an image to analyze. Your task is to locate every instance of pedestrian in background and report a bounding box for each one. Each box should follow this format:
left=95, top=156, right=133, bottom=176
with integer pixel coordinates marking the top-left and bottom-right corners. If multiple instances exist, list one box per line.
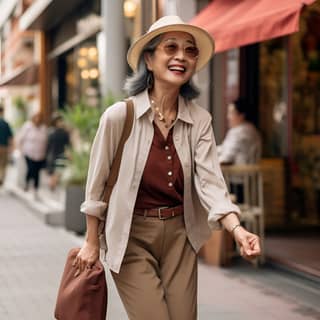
left=17, top=112, right=48, bottom=198
left=0, top=105, right=13, bottom=186
left=75, top=16, right=261, bottom=320
left=46, top=114, right=70, bottom=191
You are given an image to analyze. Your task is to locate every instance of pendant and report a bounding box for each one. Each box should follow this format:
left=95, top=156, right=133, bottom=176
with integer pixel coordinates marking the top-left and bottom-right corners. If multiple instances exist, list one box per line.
left=154, top=106, right=164, bottom=121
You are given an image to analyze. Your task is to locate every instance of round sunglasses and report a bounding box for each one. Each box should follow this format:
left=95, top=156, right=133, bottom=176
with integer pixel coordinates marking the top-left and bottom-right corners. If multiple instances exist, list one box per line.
left=156, top=41, right=199, bottom=59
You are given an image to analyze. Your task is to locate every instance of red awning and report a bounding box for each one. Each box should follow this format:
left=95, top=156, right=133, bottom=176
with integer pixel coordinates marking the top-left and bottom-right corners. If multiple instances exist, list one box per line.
left=190, top=0, right=316, bottom=53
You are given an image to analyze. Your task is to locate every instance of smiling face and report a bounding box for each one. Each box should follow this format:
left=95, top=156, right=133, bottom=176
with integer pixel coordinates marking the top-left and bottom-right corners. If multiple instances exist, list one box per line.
left=144, top=31, right=198, bottom=89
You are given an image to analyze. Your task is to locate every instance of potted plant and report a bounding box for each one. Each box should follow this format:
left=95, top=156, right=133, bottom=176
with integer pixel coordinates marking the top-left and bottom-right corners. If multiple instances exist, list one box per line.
left=61, top=101, right=104, bottom=234
left=61, top=93, right=120, bottom=234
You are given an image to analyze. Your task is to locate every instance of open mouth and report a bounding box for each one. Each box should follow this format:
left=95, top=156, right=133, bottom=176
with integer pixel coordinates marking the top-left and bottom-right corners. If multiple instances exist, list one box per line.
left=168, top=65, right=186, bottom=73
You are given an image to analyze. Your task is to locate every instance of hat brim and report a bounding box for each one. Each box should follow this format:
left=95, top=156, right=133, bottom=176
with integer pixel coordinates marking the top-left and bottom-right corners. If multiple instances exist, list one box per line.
left=127, top=24, right=214, bottom=73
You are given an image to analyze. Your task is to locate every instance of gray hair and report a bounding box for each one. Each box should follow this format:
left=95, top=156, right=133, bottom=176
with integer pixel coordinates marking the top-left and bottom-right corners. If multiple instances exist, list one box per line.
left=124, top=36, right=200, bottom=100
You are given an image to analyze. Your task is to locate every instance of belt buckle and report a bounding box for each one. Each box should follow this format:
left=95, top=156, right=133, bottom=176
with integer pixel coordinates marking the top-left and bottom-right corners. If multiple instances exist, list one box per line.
left=158, top=206, right=169, bottom=220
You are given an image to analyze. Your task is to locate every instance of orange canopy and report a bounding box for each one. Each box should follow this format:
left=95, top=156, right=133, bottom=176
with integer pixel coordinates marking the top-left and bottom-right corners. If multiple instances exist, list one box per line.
left=190, top=0, right=316, bottom=53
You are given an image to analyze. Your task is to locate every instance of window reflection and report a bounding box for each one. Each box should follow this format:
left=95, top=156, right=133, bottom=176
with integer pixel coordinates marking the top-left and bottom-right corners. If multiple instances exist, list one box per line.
left=291, top=4, right=320, bottom=222
left=65, top=40, right=100, bottom=107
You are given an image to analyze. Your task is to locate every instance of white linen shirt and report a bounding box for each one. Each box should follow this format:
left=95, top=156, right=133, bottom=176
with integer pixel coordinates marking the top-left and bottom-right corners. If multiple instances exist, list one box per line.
left=80, top=89, right=240, bottom=273
left=217, top=122, right=262, bottom=164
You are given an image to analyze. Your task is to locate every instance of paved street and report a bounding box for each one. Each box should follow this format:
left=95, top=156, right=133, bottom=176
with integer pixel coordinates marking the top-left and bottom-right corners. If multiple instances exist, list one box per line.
left=0, top=191, right=319, bottom=320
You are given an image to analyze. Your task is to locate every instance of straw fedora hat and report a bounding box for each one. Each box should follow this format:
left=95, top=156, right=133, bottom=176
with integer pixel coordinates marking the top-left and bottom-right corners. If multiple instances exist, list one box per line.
left=127, top=15, right=214, bottom=73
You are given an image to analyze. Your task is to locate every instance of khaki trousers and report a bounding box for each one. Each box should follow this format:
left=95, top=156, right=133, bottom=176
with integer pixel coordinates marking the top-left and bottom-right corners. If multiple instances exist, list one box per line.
left=111, top=214, right=197, bottom=320
left=0, top=147, right=8, bottom=184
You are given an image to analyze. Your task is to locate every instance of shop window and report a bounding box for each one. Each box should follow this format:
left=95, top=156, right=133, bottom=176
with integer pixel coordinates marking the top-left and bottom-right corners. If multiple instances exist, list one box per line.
left=291, top=3, right=320, bottom=223
left=64, top=39, right=100, bottom=107
left=259, top=38, right=288, bottom=157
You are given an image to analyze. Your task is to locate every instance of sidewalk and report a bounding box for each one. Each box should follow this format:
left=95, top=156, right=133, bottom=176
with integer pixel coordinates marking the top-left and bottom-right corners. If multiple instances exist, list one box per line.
left=0, top=191, right=319, bottom=320
left=0, top=190, right=127, bottom=320
left=4, top=160, right=65, bottom=226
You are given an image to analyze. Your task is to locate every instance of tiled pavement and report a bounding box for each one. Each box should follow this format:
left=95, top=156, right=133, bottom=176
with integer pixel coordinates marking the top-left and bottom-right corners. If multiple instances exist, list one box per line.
left=0, top=191, right=319, bottom=320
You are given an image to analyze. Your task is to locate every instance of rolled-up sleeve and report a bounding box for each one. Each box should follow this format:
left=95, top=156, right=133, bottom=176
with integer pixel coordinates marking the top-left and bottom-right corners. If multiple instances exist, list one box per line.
left=80, top=102, right=126, bottom=220
left=193, top=116, right=241, bottom=230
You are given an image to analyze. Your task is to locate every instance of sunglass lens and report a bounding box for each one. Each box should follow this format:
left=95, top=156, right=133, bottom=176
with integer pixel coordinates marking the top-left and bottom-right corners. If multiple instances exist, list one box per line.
left=161, top=43, right=199, bottom=59
left=185, top=46, right=199, bottom=58
left=164, top=43, right=179, bottom=55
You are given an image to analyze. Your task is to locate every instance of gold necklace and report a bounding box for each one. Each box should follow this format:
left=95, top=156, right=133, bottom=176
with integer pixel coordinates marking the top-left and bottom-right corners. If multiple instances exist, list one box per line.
left=150, top=96, right=177, bottom=128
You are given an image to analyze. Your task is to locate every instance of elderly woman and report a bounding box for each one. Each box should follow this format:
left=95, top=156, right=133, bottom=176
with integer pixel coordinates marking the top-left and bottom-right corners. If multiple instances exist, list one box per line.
left=75, top=16, right=261, bottom=320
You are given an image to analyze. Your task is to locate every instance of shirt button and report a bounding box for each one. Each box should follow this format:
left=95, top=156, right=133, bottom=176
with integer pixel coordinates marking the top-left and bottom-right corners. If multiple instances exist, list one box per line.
left=168, top=171, right=173, bottom=176
left=167, top=155, right=172, bottom=160
left=165, top=146, right=169, bottom=150
left=168, top=182, right=173, bottom=187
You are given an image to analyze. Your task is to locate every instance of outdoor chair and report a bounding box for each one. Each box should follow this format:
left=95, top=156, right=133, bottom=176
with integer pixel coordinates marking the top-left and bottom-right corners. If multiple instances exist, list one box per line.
left=222, top=164, right=265, bottom=265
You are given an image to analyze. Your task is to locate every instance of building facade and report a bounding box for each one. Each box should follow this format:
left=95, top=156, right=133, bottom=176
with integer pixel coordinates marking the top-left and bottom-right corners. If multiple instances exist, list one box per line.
left=0, top=0, right=40, bottom=127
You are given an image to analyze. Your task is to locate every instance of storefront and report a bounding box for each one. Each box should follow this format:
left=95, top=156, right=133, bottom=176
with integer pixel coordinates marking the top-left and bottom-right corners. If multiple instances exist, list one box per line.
left=16, top=0, right=164, bottom=113
left=193, top=0, right=320, bottom=230
left=52, top=37, right=100, bottom=108
left=52, top=0, right=162, bottom=109
left=48, top=0, right=101, bottom=109
left=193, top=0, right=320, bottom=276
left=259, top=6, right=320, bottom=228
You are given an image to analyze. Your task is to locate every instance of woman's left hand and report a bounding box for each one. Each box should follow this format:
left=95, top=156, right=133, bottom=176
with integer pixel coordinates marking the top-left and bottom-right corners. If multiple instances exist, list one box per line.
left=233, top=226, right=261, bottom=261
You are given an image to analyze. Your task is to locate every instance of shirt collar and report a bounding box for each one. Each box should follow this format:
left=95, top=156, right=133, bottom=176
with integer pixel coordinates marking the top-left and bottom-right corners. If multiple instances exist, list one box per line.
left=133, top=89, right=194, bottom=125
left=177, top=95, right=194, bottom=125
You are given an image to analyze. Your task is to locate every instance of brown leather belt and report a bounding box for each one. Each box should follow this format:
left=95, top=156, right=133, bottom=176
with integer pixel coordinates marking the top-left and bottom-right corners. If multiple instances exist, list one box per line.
left=134, top=205, right=184, bottom=220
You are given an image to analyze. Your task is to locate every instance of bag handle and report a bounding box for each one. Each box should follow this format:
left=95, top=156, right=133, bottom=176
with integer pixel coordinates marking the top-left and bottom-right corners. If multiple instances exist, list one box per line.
left=102, top=99, right=134, bottom=204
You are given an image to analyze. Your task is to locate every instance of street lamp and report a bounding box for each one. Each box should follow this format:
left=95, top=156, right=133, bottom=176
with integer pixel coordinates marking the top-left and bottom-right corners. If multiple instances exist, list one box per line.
left=123, top=0, right=138, bottom=18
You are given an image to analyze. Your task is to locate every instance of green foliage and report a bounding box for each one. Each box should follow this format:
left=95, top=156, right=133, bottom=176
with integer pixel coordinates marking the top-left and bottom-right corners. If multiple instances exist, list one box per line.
left=62, top=101, right=102, bottom=143
left=103, top=90, right=122, bottom=110
left=12, top=96, right=27, bottom=111
left=61, top=149, right=90, bottom=186
left=61, top=94, right=118, bottom=185
left=12, top=96, right=27, bottom=129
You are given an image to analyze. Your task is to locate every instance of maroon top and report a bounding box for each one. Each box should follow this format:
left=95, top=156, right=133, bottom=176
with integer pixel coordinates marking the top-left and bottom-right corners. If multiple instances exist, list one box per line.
left=134, top=123, right=184, bottom=209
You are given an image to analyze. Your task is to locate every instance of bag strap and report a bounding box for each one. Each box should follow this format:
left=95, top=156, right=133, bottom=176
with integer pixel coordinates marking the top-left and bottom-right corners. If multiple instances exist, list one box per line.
left=102, top=99, right=134, bottom=204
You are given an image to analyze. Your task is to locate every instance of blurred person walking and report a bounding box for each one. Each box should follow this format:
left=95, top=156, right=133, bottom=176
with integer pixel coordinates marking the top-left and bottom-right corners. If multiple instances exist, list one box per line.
left=17, top=112, right=48, bottom=198
left=0, top=105, right=13, bottom=186
left=46, top=114, right=70, bottom=191
left=74, top=16, right=261, bottom=320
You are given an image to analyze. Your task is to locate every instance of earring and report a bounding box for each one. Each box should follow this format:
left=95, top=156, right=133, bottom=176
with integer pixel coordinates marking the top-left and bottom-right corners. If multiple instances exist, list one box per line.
left=147, top=72, right=154, bottom=89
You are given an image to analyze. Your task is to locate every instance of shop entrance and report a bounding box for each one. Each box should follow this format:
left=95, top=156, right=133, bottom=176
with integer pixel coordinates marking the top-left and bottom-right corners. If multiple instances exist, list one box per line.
left=258, top=3, right=320, bottom=277
left=259, top=3, right=320, bottom=229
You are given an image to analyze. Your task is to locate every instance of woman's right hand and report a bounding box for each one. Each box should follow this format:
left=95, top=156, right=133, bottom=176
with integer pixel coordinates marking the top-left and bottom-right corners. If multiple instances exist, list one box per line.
left=73, top=240, right=100, bottom=276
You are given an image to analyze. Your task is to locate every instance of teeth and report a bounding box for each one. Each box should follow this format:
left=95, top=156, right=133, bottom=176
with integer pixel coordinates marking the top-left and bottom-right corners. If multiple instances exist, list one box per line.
left=169, top=66, right=185, bottom=72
